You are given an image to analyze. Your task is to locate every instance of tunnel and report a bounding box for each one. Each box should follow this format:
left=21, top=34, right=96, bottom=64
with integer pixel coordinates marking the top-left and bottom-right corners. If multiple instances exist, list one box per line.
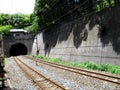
left=9, top=43, right=27, bottom=56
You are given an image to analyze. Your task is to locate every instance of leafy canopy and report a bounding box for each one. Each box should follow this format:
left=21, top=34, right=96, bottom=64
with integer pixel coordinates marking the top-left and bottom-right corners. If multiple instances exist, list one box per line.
left=0, top=13, right=32, bottom=35
left=0, top=25, right=12, bottom=35
left=30, top=0, right=118, bottom=32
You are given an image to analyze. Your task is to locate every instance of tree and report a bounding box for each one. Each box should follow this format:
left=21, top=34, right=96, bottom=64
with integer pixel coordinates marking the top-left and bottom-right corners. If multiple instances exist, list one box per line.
left=0, top=13, right=31, bottom=29
left=31, top=0, right=119, bottom=32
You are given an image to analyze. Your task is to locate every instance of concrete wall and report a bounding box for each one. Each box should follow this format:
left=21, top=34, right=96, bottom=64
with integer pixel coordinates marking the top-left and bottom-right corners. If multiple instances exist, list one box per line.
left=32, top=6, right=120, bottom=65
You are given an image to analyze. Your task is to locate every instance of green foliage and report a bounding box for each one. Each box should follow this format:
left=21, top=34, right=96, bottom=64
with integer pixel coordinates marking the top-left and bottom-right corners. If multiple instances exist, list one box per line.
left=0, top=13, right=32, bottom=35
left=25, top=23, right=39, bottom=33
left=25, top=16, right=39, bottom=33
left=29, top=54, right=120, bottom=75
left=31, top=0, right=119, bottom=32
left=29, top=54, right=66, bottom=64
left=78, top=61, right=101, bottom=70
left=0, top=13, right=31, bottom=29
left=95, top=0, right=115, bottom=12
left=69, top=61, right=79, bottom=67
left=4, top=58, right=7, bottom=64
left=100, top=63, right=120, bottom=74
left=0, top=25, right=12, bottom=35
left=30, top=0, right=51, bottom=32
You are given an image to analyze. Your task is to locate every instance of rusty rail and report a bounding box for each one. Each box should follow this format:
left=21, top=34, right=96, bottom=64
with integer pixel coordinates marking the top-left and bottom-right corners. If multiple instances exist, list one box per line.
left=14, top=57, right=68, bottom=90
left=24, top=55, right=120, bottom=85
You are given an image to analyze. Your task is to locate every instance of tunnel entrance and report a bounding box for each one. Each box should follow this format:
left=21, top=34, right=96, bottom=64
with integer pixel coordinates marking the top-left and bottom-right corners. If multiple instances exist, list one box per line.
left=9, top=43, right=27, bottom=56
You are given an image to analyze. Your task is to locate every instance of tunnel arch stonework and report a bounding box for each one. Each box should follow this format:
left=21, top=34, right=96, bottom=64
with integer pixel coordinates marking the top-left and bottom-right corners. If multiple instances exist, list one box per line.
left=3, top=32, right=35, bottom=57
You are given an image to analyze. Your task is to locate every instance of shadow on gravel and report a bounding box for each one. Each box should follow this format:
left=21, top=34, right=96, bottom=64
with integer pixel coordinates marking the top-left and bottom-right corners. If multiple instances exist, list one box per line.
left=0, top=86, right=11, bottom=90
left=0, top=86, right=19, bottom=90
left=0, top=87, right=18, bottom=90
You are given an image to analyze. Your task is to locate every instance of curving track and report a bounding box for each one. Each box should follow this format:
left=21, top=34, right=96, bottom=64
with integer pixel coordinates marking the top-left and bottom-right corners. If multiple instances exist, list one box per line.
left=24, top=55, right=120, bottom=85
left=14, top=57, right=68, bottom=90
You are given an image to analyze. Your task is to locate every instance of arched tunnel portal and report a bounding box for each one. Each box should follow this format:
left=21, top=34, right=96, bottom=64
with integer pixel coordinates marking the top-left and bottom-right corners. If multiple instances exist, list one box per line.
left=9, top=43, right=28, bottom=56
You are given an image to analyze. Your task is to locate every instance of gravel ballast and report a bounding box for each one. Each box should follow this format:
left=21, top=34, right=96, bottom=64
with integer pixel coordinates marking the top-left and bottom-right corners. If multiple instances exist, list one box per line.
left=21, top=57, right=120, bottom=90
left=4, top=56, right=120, bottom=90
left=4, top=57, right=37, bottom=90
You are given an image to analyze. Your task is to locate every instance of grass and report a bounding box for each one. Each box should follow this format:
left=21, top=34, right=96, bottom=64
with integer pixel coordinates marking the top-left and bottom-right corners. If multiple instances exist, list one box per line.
left=4, top=58, right=7, bottom=64
left=29, top=54, right=120, bottom=75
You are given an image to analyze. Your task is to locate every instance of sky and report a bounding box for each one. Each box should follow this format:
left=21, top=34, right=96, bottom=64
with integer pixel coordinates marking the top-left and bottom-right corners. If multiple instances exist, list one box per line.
left=0, top=0, right=35, bottom=14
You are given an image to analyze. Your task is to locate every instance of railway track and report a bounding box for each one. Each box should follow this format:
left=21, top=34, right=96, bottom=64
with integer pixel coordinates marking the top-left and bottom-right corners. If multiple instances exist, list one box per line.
left=24, top=55, right=120, bottom=85
left=14, top=57, right=68, bottom=90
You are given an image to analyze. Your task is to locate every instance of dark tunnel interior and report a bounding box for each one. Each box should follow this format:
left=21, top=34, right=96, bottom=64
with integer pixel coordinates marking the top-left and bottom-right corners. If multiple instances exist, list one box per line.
left=9, top=43, right=27, bottom=56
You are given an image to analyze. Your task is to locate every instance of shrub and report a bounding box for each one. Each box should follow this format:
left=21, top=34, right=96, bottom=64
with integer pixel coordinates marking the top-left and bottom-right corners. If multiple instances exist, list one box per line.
left=100, top=63, right=120, bottom=75
left=0, top=25, right=12, bottom=35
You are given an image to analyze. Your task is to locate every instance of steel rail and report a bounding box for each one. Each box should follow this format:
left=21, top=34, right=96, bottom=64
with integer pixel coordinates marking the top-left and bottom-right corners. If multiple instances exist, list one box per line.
left=14, top=57, right=68, bottom=90
left=24, top=55, right=120, bottom=85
